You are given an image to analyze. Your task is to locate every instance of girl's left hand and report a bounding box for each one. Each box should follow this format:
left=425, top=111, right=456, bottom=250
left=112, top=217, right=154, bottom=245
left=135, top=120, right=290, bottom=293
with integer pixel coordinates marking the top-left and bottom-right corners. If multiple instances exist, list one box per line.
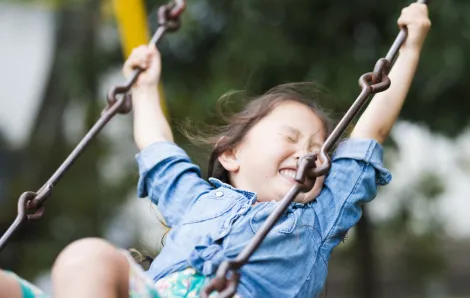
left=398, top=3, right=431, bottom=51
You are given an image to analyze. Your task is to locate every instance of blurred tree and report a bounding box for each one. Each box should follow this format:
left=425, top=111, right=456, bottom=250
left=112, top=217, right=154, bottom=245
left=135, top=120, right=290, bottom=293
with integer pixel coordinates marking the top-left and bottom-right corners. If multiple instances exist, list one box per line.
left=146, top=0, right=470, bottom=137
left=377, top=173, right=446, bottom=297
left=0, top=0, right=134, bottom=279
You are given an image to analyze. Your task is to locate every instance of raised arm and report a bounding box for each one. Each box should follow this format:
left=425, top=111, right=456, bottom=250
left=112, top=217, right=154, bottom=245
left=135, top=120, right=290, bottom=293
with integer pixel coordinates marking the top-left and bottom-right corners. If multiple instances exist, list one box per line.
left=350, top=3, right=431, bottom=144
left=123, top=45, right=173, bottom=150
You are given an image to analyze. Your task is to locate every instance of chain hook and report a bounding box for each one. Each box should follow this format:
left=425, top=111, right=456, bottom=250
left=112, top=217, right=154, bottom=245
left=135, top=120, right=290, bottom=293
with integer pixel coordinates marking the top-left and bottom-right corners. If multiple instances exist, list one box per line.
left=294, top=153, right=318, bottom=192
left=202, top=151, right=321, bottom=298
left=0, top=0, right=186, bottom=253
left=104, top=0, right=186, bottom=113
left=371, top=58, right=389, bottom=84
left=158, top=0, right=186, bottom=31
left=201, top=0, right=430, bottom=296
left=202, top=261, right=241, bottom=298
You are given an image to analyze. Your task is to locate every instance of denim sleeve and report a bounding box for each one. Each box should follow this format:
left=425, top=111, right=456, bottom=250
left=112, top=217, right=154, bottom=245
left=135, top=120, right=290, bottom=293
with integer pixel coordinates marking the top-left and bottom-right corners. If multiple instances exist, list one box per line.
left=315, top=138, right=392, bottom=242
left=135, top=142, right=212, bottom=227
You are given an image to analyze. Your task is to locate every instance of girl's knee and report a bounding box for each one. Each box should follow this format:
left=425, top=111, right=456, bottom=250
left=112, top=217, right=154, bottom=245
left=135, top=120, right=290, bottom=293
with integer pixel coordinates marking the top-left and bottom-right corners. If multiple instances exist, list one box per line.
left=51, top=239, right=130, bottom=296
left=52, top=238, right=127, bottom=278
left=0, top=270, right=22, bottom=298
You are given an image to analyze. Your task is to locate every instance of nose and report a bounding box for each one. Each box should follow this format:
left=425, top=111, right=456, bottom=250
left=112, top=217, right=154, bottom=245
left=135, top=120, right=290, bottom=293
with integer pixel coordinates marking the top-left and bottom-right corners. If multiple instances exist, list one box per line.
left=293, top=147, right=309, bottom=160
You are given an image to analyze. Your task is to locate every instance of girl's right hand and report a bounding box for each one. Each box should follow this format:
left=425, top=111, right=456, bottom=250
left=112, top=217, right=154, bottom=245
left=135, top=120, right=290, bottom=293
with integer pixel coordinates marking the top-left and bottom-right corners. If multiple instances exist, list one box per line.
left=398, top=3, right=431, bottom=52
left=123, top=45, right=161, bottom=88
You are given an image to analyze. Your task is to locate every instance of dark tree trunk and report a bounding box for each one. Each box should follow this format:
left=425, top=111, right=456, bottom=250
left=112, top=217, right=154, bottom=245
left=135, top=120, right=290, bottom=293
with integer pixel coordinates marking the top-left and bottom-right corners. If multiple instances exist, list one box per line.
left=354, top=206, right=377, bottom=298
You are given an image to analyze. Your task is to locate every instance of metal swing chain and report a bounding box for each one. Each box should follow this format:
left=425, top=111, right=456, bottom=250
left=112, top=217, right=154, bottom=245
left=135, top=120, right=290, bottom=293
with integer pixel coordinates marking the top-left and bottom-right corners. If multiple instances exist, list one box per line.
left=0, top=0, right=186, bottom=253
left=202, top=0, right=430, bottom=297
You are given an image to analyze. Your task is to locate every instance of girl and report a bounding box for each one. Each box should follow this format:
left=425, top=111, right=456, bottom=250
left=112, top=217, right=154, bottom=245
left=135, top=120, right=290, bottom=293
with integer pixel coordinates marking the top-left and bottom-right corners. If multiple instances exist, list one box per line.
left=0, top=3, right=430, bottom=298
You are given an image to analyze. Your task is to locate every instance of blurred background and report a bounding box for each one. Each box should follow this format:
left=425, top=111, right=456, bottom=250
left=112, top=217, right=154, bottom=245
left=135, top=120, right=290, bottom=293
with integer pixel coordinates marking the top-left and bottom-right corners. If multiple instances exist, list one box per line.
left=1, top=0, right=470, bottom=297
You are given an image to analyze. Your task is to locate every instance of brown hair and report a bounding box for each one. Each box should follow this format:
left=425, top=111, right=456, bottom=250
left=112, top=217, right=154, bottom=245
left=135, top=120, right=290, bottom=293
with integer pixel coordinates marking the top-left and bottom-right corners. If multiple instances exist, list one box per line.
left=135, top=83, right=336, bottom=258
left=183, top=82, right=336, bottom=184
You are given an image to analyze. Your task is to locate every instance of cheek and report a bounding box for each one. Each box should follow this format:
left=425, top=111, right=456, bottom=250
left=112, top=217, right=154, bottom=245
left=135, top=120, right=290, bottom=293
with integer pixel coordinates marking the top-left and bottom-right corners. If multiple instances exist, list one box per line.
left=238, top=143, right=289, bottom=178
left=243, top=133, right=289, bottom=161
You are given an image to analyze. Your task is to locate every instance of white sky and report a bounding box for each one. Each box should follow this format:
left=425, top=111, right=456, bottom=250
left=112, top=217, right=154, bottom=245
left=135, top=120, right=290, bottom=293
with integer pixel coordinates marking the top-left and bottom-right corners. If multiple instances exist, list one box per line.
left=0, top=3, right=54, bottom=148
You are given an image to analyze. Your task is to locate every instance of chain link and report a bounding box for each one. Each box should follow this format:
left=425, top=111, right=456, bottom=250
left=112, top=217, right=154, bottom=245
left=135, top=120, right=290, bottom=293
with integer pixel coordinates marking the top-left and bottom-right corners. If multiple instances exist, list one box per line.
left=0, top=0, right=186, bottom=253
left=202, top=1, right=430, bottom=297
left=104, top=0, right=186, bottom=113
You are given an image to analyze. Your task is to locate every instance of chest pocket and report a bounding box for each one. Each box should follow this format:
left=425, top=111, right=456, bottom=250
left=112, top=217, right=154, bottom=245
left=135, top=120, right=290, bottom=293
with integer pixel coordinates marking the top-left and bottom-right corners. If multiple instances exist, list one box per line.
left=250, top=203, right=298, bottom=234
left=182, top=189, right=238, bottom=225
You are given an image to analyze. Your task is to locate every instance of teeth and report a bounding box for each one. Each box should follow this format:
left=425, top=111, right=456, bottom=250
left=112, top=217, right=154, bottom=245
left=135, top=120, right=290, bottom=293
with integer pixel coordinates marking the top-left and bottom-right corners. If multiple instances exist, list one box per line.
left=280, top=169, right=296, bottom=180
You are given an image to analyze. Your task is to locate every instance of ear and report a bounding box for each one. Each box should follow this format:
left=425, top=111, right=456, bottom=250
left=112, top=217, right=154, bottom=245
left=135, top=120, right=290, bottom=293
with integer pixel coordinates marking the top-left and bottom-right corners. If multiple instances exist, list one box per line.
left=218, top=147, right=240, bottom=173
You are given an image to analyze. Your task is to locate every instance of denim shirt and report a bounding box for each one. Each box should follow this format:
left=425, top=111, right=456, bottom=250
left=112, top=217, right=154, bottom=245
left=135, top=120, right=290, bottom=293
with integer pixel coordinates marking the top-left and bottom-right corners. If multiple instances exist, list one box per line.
left=135, top=138, right=391, bottom=298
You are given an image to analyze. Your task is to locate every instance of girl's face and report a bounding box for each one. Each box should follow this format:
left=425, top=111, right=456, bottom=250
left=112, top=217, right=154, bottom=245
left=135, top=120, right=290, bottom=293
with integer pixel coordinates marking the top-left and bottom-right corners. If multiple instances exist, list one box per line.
left=221, top=100, right=326, bottom=203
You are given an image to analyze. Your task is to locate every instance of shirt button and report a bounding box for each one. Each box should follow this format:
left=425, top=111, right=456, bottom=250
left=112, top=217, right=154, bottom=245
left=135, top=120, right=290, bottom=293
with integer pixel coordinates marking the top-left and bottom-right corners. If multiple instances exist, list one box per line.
left=215, top=191, right=224, bottom=197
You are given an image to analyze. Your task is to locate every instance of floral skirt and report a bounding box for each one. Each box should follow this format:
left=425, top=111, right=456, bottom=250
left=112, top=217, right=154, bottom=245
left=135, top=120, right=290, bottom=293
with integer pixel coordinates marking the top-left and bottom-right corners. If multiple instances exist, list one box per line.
left=5, top=251, right=230, bottom=298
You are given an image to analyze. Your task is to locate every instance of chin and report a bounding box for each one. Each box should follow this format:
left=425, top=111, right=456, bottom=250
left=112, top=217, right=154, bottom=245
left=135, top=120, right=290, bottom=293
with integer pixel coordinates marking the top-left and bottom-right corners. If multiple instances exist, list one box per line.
left=270, top=186, right=316, bottom=204
left=271, top=190, right=309, bottom=204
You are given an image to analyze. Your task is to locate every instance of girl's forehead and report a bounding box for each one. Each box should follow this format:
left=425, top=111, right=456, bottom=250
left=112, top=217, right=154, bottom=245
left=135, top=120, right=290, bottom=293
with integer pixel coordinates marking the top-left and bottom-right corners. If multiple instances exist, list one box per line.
left=261, top=110, right=325, bottom=140
left=269, top=102, right=323, bottom=124
left=264, top=101, right=324, bottom=134
left=271, top=100, right=314, bottom=114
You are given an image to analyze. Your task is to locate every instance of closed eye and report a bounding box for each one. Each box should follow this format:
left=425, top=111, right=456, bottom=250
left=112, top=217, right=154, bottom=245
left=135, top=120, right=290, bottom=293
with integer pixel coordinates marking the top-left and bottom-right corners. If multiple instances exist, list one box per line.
left=278, top=133, right=297, bottom=143
left=287, top=136, right=296, bottom=143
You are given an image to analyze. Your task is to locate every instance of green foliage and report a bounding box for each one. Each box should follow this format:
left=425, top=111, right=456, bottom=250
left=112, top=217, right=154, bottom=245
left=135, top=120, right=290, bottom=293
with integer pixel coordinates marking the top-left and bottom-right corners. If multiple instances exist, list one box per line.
left=0, top=0, right=134, bottom=279
left=147, top=0, right=470, bottom=137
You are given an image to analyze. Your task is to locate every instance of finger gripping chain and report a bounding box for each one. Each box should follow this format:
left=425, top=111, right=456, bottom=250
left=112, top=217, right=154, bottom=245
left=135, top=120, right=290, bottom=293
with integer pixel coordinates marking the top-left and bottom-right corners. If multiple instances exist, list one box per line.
left=105, top=0, right=186, bottom=112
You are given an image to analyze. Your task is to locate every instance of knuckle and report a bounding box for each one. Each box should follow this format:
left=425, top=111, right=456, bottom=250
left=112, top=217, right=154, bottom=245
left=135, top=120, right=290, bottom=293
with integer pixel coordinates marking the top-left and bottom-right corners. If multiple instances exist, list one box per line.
left=418, top=20, right=431, bottom=28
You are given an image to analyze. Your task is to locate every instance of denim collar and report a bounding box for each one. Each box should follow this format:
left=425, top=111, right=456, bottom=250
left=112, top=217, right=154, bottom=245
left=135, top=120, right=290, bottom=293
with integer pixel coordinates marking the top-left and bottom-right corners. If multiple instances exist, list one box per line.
left=208, top=177, right=257, bottom=203
left=208, top=177, right=307, bottom=208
